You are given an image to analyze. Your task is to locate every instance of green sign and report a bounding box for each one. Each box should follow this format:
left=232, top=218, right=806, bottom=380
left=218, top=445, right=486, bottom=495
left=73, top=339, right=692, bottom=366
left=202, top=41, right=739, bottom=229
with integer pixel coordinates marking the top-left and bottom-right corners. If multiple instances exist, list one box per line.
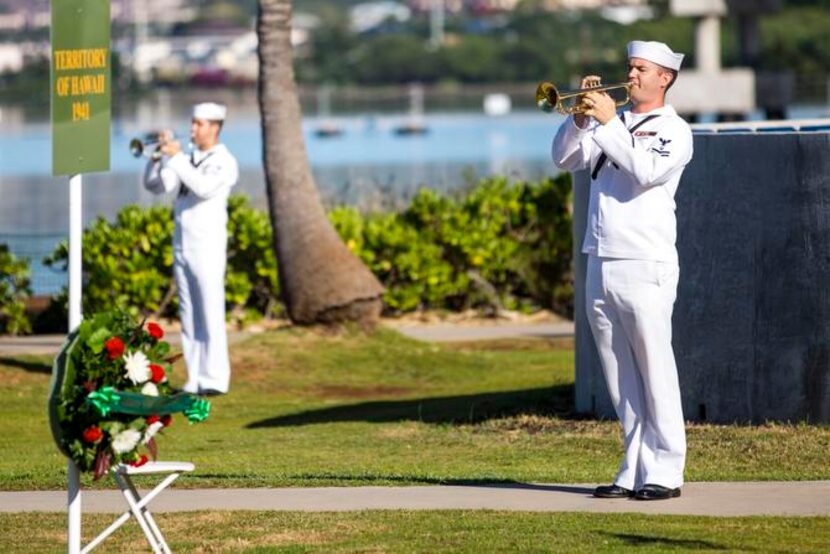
left=51, top=0, right=111, bottom=176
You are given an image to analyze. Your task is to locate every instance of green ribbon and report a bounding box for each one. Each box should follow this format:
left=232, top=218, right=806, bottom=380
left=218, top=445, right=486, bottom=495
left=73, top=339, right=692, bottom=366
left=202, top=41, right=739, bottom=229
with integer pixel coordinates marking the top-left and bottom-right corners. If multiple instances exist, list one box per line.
left=184, top=399, right=211, bottom=423
left=85, top=387, right=210, bottom=422
left=86, top=387, right=121, bottom=417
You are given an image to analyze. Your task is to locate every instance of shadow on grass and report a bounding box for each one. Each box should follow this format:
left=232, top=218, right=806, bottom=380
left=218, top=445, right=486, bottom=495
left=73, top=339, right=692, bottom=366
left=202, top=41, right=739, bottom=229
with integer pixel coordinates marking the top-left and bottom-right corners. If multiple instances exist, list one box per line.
left=193, top=473, right=523, bottom=486
left=0, top=356, right=51, bottom=374
left=599, top=532, right=732, bottom=550
left=190, top=472, right=594, bottom=494
left=246, top=385, right=575, bottom=428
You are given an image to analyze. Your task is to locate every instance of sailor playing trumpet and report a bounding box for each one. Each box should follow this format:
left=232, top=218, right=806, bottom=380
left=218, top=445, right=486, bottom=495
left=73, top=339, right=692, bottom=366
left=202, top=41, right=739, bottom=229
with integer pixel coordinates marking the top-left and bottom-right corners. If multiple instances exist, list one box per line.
left=143, top=102, right=239, bottom=396
left=551, top=41, right=694, bottom=501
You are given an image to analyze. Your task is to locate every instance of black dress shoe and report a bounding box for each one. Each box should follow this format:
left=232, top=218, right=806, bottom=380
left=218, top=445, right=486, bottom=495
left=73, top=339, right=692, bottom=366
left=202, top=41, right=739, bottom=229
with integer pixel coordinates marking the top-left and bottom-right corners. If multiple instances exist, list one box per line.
left=198, top=388, right=226, bottom=397
left=593, top=484, right=635, bottom=498
left=634, top=484, right=681, bottom=500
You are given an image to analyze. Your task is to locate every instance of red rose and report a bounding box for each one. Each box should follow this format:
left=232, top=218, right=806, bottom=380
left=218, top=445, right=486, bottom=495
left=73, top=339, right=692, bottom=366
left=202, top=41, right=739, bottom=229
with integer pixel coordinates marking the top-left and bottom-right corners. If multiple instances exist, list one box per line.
left=82, top=426, right=103, bottom=443
left=130, top=454, right=149, bottom=467
left=147, top=322, right=164, bottom=340
left=161, top=414, right=173, bottom=427
left=104, top=337, right=125, bottom=359
left=149, top=364, right=166, bottom=384
left=146, top=415, right=160, bottom=425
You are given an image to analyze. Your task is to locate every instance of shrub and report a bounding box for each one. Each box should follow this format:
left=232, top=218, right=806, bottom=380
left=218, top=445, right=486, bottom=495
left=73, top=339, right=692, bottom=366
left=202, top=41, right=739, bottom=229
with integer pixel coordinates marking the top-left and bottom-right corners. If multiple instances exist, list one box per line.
left=226, top=195, right=281, bottom=321
left=330, top=208, right=462, bottom=313
left=401, top=175, right=573, bottom=315
left=44, top=205, right=175, bottom=318
left=333, top=174, right=574, bottom=316
left=45, top=195, right=280, bottom=322
left=0, top=244, right=33, bottom=335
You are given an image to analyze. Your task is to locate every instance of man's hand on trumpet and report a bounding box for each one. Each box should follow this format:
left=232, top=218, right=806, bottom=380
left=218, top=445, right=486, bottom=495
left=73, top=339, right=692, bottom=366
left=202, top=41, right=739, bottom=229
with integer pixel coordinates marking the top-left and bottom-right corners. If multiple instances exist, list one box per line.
left=574, top=75, right=616, bottom=127
left=581, top=90, right=616, bottom=125
left=158, top=130, right=182, bottom=157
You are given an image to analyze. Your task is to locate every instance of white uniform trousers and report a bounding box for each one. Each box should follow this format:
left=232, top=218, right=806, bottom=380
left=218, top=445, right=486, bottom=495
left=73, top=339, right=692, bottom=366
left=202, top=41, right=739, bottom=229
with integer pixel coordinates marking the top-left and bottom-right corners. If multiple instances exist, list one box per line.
left=586, top=255, right=686, bottom=490
left=175, top=249, right=231, bottom=394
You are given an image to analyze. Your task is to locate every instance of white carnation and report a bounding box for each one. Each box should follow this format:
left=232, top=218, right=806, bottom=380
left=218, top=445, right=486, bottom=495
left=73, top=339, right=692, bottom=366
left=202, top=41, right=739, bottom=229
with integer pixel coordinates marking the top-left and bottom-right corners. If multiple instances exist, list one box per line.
left=123, top=350, right=151, bottom=384
left=111, top=429, right=142, bottom=454
left=144, top=421, right=164, bottom=443
left=141, top=382, right=159, bottom=397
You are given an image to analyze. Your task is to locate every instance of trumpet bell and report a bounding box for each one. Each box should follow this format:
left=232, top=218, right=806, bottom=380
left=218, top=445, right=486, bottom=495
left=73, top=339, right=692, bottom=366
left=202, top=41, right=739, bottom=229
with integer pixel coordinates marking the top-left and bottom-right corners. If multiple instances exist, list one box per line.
left=129, top=138, right=145, bottom=158
left=129, top=131, right=172, bottom=161
left=535, top=82, right=559, bottom=113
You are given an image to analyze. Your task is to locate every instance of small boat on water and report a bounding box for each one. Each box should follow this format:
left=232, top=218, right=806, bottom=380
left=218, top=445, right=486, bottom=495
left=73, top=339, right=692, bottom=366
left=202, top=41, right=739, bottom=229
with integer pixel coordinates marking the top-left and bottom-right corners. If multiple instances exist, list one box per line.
left=393, top=121, right=429, bottom=136
left=393, top=83, right=429, bottom=136
left=313, top=85, right=344, bottom=138
left=314, top=123, right=344, bottom=138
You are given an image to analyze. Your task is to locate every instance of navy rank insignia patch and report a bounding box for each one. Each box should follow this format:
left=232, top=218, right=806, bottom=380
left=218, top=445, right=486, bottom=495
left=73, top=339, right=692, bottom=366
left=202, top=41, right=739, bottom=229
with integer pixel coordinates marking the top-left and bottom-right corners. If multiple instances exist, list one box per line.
left=651, top=137, right=672, bottom=157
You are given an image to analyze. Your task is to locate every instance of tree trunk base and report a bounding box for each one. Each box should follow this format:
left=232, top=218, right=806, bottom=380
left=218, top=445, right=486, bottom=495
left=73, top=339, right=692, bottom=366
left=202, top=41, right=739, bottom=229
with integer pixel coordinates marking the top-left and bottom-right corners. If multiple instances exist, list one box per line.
left=310, top=297, right=383, bottom=328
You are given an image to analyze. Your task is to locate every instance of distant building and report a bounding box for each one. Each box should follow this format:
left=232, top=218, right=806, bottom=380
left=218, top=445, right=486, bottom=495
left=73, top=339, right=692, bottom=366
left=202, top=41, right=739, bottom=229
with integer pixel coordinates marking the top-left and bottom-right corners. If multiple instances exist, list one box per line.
left=351, top=2, right=412, bottom=34
left=122, top=11, right=318, bottom=86
left=408, top=0, right=464, bottom=15
left=0, top=0, right=49, bottom=30
left=110, top=0, right=197, bottom=26
left=0, top=0, right=196, bottom=31
left=0, top=42, right=24, bottom=73
left=406, top=0, right=646, bottom=16
left=467, top=0, right=522, bottom=15
left=0, top=12, right=25, bottom=32
left=537, top=0, right=647, bottom=11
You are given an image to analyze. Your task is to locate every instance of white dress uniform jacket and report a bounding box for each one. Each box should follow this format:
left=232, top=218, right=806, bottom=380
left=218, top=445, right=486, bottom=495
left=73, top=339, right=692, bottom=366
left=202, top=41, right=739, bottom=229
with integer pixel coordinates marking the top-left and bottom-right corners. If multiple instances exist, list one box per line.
left=551, top=106, right=693, bottom=491
left=552, top=106, right=693, bottom=262
left=144, top=144, right=239, bottom=394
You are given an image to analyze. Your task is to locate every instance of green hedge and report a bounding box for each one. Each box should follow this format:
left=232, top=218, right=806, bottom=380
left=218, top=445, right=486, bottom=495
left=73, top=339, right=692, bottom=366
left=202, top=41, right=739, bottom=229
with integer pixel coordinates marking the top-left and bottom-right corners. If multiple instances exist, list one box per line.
left=35, top=175, right=572, bottom=330
left=330, top=175, right=573, bottom=316
left=0, top=244, right=32, bottom=335
left=43, top=196, right=280, bottom=326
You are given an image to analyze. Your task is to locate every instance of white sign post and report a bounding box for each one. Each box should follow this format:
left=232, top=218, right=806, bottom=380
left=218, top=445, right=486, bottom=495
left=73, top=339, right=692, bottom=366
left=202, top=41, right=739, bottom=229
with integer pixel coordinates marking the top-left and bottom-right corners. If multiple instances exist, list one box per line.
left=67, top=173, right=83, bottom=553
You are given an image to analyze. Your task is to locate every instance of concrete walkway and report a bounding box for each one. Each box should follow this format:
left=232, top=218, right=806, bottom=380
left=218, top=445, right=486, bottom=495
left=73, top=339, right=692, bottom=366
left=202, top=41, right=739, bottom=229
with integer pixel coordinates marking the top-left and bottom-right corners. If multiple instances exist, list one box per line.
left=0, top=322, right=573, bottom=356
left=1, top=482, right=827, bottom=516
left=393, top=321, right=574, bottom=342
left=0, top=334, right=71, bottom=356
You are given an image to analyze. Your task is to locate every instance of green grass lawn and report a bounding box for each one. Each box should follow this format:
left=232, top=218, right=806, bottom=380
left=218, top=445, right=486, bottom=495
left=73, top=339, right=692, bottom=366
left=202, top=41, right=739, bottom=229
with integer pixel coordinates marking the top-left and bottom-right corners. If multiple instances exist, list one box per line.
left=1, top=511, right=829, bottom=553
left=1, top=327, right=829, bottom=491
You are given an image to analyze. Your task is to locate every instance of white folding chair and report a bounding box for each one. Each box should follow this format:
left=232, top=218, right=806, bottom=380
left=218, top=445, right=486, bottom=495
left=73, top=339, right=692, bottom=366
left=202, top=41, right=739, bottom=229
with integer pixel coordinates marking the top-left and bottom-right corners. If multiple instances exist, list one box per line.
left=81, top=461, right=194, bottom=554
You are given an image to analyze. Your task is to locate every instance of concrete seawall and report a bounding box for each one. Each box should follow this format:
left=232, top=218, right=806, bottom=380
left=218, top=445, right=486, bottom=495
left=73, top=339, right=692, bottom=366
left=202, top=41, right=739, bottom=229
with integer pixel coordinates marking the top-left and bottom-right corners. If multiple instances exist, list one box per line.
left=573, top=122, right=830, bottom=423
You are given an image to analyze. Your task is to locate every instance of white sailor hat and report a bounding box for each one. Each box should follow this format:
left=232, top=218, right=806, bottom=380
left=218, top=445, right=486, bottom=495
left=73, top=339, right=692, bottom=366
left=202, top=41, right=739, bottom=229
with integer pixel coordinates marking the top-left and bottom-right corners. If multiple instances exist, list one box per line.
left=192, top=102, right=227, bottom=121
left=627, top=41, right=684, bottom=71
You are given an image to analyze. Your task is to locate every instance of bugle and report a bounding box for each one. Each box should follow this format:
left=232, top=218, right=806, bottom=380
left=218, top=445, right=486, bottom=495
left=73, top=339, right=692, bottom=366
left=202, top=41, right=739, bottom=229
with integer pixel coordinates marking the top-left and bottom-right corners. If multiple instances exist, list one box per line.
left=535, top=81, right=633, bottom=115
left=129, top=131, right=177, bottom=161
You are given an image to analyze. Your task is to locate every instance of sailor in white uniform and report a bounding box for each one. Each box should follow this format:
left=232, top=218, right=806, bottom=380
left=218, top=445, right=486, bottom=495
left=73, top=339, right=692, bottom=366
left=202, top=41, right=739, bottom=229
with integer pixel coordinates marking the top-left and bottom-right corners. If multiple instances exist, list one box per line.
left=143, top=102, right=239, bottom=396
left=552, top=41, right=694, bottom=500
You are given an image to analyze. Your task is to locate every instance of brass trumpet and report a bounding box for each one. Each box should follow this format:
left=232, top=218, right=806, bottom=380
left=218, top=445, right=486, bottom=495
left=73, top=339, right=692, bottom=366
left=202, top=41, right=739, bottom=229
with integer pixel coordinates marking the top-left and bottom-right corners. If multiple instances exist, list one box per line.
left=129, top=131, right=177, bottom=161
left=535, top=81, right=633, bottom=115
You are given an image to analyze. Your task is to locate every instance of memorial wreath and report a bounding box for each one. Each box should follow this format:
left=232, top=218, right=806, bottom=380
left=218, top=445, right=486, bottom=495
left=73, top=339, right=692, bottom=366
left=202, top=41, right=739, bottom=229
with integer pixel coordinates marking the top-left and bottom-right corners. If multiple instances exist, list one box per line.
left=48, top=310, right=210, bottom=479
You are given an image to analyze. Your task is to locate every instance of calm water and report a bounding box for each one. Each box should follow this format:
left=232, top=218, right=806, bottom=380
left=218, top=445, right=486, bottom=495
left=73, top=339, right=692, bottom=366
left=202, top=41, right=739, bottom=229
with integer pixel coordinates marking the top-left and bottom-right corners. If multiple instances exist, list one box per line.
left=1, top=92, right=826, bottom=293
left=0, top=111, right=567, bottom=226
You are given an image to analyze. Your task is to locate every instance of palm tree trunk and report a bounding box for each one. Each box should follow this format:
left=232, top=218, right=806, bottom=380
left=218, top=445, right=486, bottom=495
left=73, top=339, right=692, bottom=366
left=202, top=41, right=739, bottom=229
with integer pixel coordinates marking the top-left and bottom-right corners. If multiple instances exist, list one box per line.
left=256, top=0, right=383, bottom=324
